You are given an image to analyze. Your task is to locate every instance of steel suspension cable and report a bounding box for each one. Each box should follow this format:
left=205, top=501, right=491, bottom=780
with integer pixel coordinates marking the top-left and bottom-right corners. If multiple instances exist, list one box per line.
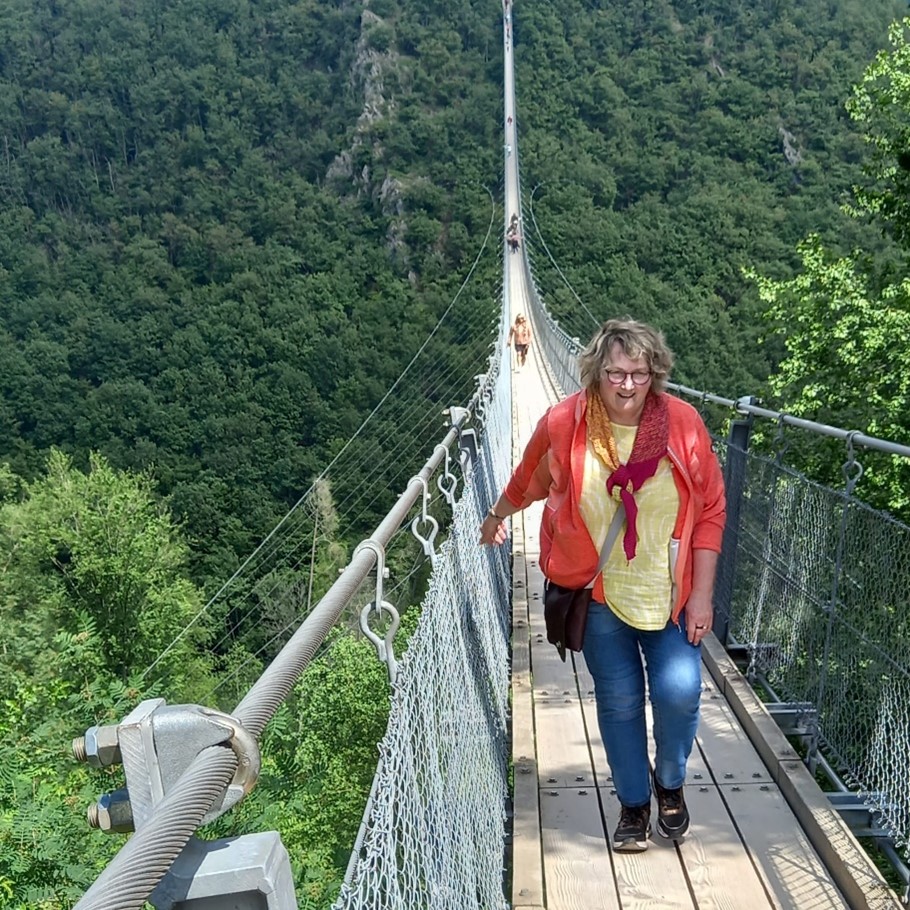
left=74, top=748, right=237, bottom=910
left=141, top=204, right=498, bottom=683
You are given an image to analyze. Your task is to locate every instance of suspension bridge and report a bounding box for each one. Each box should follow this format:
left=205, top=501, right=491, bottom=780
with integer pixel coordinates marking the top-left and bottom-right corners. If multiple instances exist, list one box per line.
left=67, top=3, right=910, bottom=908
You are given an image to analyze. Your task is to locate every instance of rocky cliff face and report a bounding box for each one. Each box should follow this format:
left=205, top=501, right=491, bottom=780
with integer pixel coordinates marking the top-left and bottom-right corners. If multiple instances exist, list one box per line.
left=326, top=7, right=409, bottom=257
left=778, top=125, right=803, bottom=166
left=327, top=10, right=399, bottom=198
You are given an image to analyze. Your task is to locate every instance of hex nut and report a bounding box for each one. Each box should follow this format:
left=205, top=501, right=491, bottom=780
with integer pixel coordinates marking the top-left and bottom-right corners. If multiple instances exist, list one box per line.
left=94, top=789, right=134, bottom=834
left=83, top=724, right=122, bottom=768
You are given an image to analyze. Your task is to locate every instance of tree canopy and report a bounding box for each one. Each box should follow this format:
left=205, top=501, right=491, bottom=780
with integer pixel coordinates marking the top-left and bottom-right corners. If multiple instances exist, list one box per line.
left=514, top=0, right=904, bottom=394
left=749, top=18, right=910, bottom=517
left=2, top=0, right=910, bottom=904
left=0, top=0, right=504, bottom=589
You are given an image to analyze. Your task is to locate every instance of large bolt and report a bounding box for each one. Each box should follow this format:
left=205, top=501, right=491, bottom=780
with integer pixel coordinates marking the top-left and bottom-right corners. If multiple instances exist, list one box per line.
left=88, top=788, right=134, bottom=834
left=75, top=724, right=122, bottom=768
left=72, top=737, right=87, bottom=762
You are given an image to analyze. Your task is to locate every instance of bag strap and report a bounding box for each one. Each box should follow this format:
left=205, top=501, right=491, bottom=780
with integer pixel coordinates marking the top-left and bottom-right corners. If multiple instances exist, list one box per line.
left=592, top=503, right=626, bottom=581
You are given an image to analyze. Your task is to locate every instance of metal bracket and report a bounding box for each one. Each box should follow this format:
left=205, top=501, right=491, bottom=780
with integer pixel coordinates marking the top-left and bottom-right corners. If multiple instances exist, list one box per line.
left=735, top=394, right=758, bottom=415
left=75, top=698, right=261, bottom=832
left=152, top=705, right=261, bottom=824
left=459, top=429, right=479, bottom=473
left=766, top=702, right=817, bottom=738
left=150, top=832, right=297, bottom=910
left=445, top=405, right=470, bottom=428
left=828, top=793, right=889, bottom=838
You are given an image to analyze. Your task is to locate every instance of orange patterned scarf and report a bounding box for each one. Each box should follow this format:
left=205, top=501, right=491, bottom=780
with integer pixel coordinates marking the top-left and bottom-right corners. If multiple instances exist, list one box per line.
left=586, top=388, right=669, bottom=560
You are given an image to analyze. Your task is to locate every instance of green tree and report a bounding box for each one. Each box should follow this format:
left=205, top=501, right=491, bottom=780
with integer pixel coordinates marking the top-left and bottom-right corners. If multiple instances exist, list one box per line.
left=747, top=18, right=910, bottom=516
left=847, top=19, right=910, bottom=244
left=0, top=450, right=211, bottom=690
left=0, top=619, right=125, bottom=907
left=748, top=239, right=910, bottom=513
left=0, top=453, right=213, bottom=905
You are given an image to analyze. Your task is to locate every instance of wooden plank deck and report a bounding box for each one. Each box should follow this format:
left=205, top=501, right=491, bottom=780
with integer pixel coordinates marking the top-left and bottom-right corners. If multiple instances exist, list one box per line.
left=505, top=318, right=900, bottom=910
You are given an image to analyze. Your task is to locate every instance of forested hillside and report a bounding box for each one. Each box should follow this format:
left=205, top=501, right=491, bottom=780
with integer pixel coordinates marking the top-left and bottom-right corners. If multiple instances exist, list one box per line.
left=516, top=0, right=905, bottom=394
left=0, top=0, right=504, bottom=587
left=0, top=1, right=505, bottom=903
left=1, top=0, right=908, bottom=905
left=2, top=0, right=904, bottom=591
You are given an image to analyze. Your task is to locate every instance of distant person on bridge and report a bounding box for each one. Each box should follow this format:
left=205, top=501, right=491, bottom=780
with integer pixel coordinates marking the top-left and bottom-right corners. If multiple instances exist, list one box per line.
left=506, top=213, right=521, bottom=253
left=480, top=318, right=726, bottom=853
left=507, top=313, right=532, bottom=368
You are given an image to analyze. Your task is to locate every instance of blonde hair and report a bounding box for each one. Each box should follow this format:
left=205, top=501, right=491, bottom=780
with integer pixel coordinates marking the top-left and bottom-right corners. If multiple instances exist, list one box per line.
left=578, top=318, right=674, bottom=394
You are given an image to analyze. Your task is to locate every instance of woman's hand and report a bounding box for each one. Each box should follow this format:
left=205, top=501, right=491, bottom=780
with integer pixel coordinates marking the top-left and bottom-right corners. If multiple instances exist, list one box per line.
left=479, top=513, right=509, bottom=546
left=684, top=589, right=713, bottom=645
left=685, top=549, right=719, bottom=644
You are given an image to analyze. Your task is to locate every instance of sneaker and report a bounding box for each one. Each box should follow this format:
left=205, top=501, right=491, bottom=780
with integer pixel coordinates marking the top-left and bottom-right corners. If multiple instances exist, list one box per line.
left=653, top=773, right=689, bottom=840
left=613, top=803, right=651, bottom=852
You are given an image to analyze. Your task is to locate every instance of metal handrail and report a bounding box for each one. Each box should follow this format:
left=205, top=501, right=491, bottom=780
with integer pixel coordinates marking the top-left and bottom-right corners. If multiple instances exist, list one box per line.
left=669, top=383, right=910, bottom=459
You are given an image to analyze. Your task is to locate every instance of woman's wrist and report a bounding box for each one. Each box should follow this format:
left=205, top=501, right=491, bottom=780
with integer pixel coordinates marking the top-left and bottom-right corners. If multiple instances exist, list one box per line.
left=488, top=507, right=506, bottom=521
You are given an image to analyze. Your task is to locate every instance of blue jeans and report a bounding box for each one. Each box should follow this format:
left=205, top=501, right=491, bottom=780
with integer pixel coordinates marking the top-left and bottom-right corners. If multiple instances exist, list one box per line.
left=582, top=601, right=702, bottom=807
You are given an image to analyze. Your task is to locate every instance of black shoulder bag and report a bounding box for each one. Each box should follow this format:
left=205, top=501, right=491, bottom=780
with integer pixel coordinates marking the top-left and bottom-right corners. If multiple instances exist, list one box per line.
left=543, top=504, right=625, bottom=662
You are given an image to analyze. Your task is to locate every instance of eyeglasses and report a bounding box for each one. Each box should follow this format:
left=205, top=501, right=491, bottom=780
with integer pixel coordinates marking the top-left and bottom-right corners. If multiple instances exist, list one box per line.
left=602, top=369, right=652, bottom=386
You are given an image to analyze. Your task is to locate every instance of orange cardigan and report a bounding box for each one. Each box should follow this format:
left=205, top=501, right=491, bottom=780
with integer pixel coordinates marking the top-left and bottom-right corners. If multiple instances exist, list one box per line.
left=504, top=391, right=726, bottom=623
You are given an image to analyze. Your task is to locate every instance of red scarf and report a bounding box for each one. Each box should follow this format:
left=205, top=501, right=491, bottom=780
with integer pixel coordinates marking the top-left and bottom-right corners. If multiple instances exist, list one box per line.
left=587, top=390, right=669, bottom=560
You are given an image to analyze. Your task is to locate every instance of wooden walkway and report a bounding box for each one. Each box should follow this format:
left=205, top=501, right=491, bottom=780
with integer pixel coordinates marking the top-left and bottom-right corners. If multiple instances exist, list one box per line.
left=505, top=328, right=900, bottom=910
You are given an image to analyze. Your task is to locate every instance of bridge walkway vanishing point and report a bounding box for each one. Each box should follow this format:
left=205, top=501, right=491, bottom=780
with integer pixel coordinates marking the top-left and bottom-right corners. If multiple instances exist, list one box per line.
left=502, top=294, right=901, bottom=910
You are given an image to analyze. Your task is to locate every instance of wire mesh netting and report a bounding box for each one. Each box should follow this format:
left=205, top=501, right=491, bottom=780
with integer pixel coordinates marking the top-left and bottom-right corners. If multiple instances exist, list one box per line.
left=723, top=449, right=910, bottom=854
left=333, top=347, right=513, bottom=910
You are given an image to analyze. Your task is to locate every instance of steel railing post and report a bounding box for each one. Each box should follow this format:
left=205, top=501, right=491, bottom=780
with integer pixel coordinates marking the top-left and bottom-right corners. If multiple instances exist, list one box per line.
left=714, top=398, right=755, bottom=646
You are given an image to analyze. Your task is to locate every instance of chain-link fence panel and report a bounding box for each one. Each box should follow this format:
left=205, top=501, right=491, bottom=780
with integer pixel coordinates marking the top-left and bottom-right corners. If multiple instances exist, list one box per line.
left=334, top=349, right=513, bottom=910
left=723, top=446, right=910, bottom=854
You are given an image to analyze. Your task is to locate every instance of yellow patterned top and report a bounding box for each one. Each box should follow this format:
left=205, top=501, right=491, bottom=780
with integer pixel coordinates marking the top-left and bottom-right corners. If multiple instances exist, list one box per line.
left=579, top=423, right=679, bottom=630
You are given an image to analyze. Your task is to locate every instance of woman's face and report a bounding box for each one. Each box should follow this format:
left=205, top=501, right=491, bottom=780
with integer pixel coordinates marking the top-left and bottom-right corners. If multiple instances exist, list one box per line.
left=597, top=342, right=652, bottom=426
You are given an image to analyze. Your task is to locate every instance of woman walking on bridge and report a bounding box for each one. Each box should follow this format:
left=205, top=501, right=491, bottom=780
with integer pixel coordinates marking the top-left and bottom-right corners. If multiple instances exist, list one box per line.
left=480, top=318, right=725, bottom=853
left=507, top=313, right=532, bottom=368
